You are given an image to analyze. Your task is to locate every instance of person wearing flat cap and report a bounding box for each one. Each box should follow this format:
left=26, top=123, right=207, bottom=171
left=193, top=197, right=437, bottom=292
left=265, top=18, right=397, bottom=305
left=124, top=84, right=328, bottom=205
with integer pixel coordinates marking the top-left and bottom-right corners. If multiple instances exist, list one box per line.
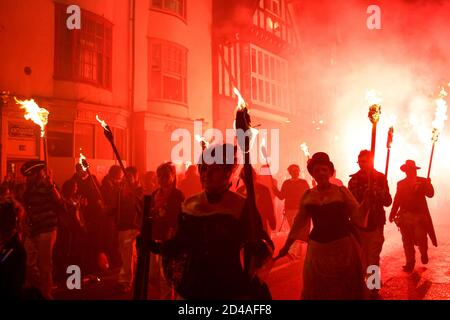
left=21, top=160, right=62, bottom=299
left=389, top=160, right=437, bottom=273
left=278, top=152, right=370, bottom=300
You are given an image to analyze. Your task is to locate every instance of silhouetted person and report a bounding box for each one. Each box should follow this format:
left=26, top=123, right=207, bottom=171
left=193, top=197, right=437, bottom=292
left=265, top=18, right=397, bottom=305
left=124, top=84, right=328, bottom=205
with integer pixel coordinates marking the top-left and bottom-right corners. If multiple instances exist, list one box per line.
left=69, top=164, right=104, bottom=275
left=272, top=164, right=310, bottom=227
left=116, top=166, right=143, bottom=293
left=100, top=165, right=124, bottom=271
left=149, top=162, right=184, bottom=299
left=0, top=197, right=26, bottom=299
left=389, top=160, right=436, bottom=273
left=348, top=150, right=392, bottom=295
left=272, top=164, right=309, bottom=257
left=147, top=144, right=273, bottom=299
left=142, top=171, right=158, bottom=196
left=1, top=173, right=15, bottom=196
left=178, top=165, right=202, bottom=198
left=279, top=152, right=369, bottom=300
left=237, top=168, right=276, bottom=233
left=53, top=179, right=86, bottom=284
left=21, top=160, right=62, bottom=299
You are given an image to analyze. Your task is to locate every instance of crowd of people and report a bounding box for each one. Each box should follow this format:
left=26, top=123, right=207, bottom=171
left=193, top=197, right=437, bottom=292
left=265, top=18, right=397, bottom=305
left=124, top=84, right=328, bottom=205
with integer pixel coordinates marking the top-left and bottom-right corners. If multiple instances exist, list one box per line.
left=0, top=143, right=437, bottom=300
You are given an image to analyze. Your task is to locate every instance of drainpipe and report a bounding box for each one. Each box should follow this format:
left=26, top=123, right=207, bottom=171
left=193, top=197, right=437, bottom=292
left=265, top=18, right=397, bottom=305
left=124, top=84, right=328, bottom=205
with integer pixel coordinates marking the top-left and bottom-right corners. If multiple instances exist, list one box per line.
left=129, top=0, right=136, bottom=166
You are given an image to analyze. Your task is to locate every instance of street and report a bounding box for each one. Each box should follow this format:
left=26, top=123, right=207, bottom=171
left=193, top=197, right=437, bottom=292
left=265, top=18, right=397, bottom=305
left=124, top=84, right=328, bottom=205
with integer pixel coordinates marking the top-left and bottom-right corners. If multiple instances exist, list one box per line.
left=267, top=222, right=450, bottom=300
left=54, top=221, right=450, bottom=300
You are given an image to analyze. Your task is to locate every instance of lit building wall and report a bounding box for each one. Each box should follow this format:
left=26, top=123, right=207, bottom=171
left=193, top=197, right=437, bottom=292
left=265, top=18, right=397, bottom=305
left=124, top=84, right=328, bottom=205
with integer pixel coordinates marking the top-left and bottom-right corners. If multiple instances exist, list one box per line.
left=0, top=0, right=131, bottom=185
left=132, top=0, right=213, bottom=172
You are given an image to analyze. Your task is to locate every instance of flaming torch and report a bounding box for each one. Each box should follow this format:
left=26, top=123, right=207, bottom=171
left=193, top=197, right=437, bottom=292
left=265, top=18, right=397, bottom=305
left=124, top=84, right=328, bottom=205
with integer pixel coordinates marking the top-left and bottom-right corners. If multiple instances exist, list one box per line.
left=366, top=90, right=382, bottom=160
left=233, top=86, right=273, bottom=276
left=15, top=97, right=50, bottom=167
left=364, top=90, right=382, bottom=227
left=300, top=142, right=311, bottom=160
left=427, top=87, right=448, bottom=179
left=194, top=134, right=209, bottom=151
left=96, top=115, right=127, bottom=175
left=259, top=137, right=273, bottom=178
left=79, top=150, right=104, bottom=203
left=385, top=115, right=396, bottom=178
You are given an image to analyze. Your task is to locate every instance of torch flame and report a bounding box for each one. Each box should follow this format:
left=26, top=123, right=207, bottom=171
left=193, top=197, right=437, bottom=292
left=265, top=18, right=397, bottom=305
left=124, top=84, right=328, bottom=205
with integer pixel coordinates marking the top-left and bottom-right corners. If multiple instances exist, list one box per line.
left=96, top=115, right=111, bottom=132
left=232, top=86, right=258, bottom=153
left=79, top=151, right=88, bottom=172
left=431, top=86, right=448, bottom=142
left=300, top=142, right=311, bottom=158
left=233, top=87, right=246, bottom=111
left=195, top=134, right=210, bottom=148
left=14, top=97, right=49, bottom=137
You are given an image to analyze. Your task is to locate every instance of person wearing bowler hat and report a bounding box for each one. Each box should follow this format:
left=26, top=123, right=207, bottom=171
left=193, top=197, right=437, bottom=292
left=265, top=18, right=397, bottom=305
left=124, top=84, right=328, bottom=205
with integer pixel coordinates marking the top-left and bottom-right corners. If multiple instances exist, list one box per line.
left=278, top=152, right=370, bottom=300
left=389, top=160, right=437, bottom=273
left=21, top=160, right=62, bottom=299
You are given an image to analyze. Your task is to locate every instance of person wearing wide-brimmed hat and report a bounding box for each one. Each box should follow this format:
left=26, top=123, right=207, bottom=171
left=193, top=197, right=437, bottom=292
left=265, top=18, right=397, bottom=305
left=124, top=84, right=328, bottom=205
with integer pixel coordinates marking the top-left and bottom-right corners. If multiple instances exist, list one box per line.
left=389, top=160, right=436, bottom=273
left=278, top=152, right=370, bottom=300
left=21, top=160, right=62, bottom=299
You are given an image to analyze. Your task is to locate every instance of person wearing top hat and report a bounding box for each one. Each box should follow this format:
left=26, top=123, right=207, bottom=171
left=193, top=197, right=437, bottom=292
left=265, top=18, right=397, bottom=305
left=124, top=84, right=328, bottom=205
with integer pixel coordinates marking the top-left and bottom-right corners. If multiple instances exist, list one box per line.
left=278, top=152, right=370, bottom=299
left=21, top=160, right=62, bottom=299
left=389, top=160, right=437, bottom=273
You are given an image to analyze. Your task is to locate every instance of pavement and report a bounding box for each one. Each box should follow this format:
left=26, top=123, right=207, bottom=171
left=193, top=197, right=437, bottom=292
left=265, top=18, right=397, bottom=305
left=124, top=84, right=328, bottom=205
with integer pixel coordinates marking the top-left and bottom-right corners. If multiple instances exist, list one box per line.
left=267, top=222, right=450, bottom=300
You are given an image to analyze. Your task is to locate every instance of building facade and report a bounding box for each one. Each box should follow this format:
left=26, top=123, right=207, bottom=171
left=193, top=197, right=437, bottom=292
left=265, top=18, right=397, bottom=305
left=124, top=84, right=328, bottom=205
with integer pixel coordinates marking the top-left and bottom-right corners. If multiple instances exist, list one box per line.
left=0, top=0, right=213, bottom=185
left=0, top=0, right=303, bottom=184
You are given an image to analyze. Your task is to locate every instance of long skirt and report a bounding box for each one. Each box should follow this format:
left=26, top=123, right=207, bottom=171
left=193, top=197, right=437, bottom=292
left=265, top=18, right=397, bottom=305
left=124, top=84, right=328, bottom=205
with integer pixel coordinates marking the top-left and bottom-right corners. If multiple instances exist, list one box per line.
left=302, top=236, right=365, bottom=300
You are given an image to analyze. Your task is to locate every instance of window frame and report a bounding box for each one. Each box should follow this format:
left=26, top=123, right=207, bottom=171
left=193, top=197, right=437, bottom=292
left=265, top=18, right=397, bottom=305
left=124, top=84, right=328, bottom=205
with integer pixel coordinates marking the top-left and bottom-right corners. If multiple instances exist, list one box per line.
left=250, top=44, right=290, bottom=112
left=148, top=38, right=188, bottom=105
left=54, top=3, right=113, bottom=90
left=150, top=0, right=187, bottom=23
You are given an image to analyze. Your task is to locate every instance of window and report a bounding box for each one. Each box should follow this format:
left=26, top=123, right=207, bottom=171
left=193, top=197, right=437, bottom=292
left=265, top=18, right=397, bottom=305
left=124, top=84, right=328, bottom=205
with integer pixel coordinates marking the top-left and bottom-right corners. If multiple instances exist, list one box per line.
left=150, top=0, right=186, bottom=20
left=264, top=0, right=282, bottom=17
left=149, top=39, right=187, bottom=104
left=250, top=45, right=289, bottom=112
left=47, top=122, right=74, bottom=157
left=75, top=123, right=95, bottom=159
left=95, top=125, right=113, bottom=160
left=54, top=3, right=112, bottom=89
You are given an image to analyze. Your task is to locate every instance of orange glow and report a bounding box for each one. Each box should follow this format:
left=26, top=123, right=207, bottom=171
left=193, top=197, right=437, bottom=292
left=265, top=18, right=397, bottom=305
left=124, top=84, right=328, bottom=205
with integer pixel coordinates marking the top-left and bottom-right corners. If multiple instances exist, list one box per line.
left=300, top=142, right=310, bottom=158
left=431, top=86, right=448, bottom=142
left=14, top=97, right=49, bottom=137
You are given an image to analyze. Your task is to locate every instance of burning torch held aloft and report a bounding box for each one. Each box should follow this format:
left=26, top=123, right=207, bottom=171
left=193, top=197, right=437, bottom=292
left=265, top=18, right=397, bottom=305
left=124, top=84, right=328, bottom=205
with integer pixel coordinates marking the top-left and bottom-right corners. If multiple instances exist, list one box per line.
left=15, top=97, right=50, bottom=168
left=427, top=86, right=448, bottom=179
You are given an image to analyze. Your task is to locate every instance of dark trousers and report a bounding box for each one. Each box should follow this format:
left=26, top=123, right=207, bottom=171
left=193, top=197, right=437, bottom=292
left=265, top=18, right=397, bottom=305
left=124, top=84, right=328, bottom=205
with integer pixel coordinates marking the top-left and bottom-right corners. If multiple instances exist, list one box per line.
left=399, top=212, right=428, bottom=266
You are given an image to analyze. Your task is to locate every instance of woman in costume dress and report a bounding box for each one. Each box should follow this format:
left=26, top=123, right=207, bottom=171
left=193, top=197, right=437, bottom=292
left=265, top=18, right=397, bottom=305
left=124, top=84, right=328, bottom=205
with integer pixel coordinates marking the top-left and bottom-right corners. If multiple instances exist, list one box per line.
left=150, top=143, right=273, bottom=300
left=278, top=152, right=369, bottom=300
